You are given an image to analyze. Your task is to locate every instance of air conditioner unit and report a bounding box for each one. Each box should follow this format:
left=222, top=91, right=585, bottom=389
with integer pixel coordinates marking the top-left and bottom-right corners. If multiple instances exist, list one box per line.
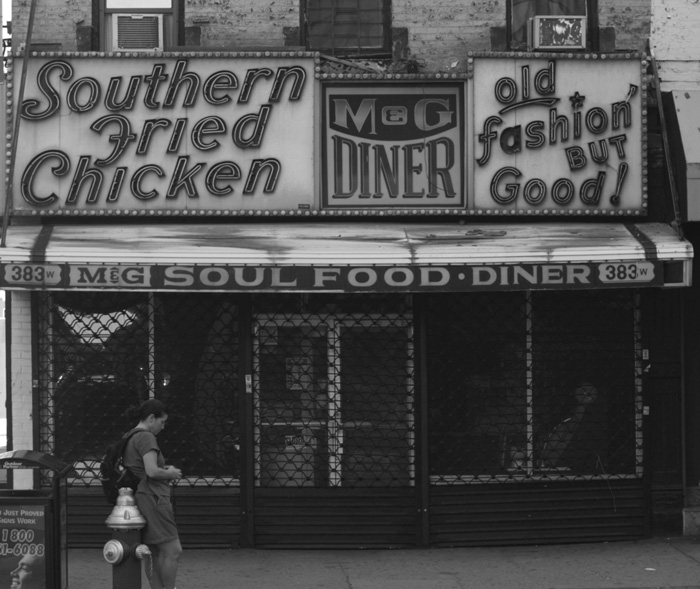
left=528, top=16, right=586, bottom=51
left=112, top=13, right=163, bottom=51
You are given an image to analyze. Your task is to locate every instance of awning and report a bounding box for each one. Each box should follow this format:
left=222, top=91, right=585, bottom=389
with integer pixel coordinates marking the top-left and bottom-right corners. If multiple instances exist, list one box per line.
left=0, top=222, right=692, bottom=292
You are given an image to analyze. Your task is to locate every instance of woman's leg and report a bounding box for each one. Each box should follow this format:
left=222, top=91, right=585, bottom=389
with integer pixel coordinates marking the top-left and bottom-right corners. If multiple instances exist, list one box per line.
left=155, top=538, right=182, bottom=589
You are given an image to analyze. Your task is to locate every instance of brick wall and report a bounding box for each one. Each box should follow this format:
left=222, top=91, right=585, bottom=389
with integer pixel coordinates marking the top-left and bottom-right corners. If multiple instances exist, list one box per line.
left=11, top=0, right=300, bottom=51
left=651, top=0, right=700, bottom=91
left=393, top=0, right=501, bottom=73
left=185, top=0, right=299, bottom=49
left=12, top=0, right=92, bottom=52
left=599, top=0, right=651, bottom=52
left=9, top=292, right=35, bottom=489
left=11, top=0, right=651, bottom=62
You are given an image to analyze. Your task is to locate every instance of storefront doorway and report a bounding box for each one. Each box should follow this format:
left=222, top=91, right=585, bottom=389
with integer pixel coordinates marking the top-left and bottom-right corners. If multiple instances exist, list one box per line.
left=253, top=314, right=415, bottom=488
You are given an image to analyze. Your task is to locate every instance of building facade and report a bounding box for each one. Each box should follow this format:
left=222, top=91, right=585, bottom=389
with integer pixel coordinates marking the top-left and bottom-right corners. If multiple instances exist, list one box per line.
left=0, top=0, right=696, bottom=550
left=650, top=0, right=700, bottom=534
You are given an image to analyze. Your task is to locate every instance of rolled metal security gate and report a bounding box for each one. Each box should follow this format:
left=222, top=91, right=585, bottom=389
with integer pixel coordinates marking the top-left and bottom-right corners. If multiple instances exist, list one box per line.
left=249, top=294, right=417, bottom=547
left=37, top=292, right=243, bottom=546
left=424, top=290, right=646, bottom=545
left=34, top=289, right=645, bottom=547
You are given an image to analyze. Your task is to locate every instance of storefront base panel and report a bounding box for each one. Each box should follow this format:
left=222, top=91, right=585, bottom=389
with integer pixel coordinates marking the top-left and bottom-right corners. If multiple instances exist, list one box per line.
left=173, top=487, right=242, bottom=547
left=252, top=489, right=417, bottom=549
left=66, top=482, right=649, bottom=550
left=429, top=480, right=649, bottom=547
left=67, top=487, right=242, bottom=548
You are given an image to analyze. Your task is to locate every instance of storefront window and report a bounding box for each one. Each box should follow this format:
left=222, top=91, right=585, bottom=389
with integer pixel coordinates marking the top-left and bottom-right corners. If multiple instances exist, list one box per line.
left=154, top=294, right=241, bottom=483
left=38, top=289, right=638, bottom=489
left=427, top=290, right=640, bottom=482
left=39, top=292, right=241, bottom=486
left=427, top=292, right=528, bottom=478
left=530, top=290, right=638, bottom=475
left=45, top=293, right=150, bottom=478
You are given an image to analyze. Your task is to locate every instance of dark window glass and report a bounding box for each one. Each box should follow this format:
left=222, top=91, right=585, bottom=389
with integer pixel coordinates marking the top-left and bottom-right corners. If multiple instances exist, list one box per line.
left=427, top=290, right=640, bottom=482
left=305, top=0, right=390, bottom=56
left=253, top=296, right=415, bottom=489
left=39, top=293, right=242, bottom=487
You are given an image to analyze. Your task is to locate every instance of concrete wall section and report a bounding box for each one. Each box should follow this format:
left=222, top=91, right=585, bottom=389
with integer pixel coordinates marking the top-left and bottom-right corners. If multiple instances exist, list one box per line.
left=651, top=0, right=700, bottom=91
left=9, top=292, right=35, bottom=489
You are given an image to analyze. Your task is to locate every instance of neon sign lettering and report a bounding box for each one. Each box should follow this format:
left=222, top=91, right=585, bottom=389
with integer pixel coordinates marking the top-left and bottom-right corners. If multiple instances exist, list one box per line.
left=21, top=59, right=306, bottom=119
left=472, top=57, right=643, bottom=213
left=16, top=57, right=310, bottom=209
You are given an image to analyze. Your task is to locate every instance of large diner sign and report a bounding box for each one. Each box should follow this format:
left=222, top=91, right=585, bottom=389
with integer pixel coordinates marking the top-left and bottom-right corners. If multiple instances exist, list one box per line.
left=470, top=54, right=647, bottom=215
left=7, top=52, right=647, bottom=216
left=9, top=53, right=316, bottom=215
left=321, top=82, right=466, bottom=211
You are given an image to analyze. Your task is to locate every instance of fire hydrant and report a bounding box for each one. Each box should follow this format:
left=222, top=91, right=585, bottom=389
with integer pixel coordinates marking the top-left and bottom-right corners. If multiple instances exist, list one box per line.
left=103, top=488, right=151, bottom=588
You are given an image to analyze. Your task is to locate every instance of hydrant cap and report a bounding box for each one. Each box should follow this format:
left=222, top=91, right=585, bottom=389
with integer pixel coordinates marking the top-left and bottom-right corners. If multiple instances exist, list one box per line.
left=103, top=539, right=125, bottom=565
left=105, top=488, right=147, bottom=530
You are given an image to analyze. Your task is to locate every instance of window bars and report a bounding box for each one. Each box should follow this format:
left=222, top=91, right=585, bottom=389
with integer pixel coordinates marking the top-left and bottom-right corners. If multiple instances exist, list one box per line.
left=426, top=290, right=641, bottom=483
left=37, top=290, right=641, bottom=488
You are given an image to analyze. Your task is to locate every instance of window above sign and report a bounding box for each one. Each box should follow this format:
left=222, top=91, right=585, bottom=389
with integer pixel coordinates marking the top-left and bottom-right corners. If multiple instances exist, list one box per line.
left=509, top=0, right=596, bottom=51
left=303, top=0, right=392, bottom=57
left=99, top=0, right=182, bottom=52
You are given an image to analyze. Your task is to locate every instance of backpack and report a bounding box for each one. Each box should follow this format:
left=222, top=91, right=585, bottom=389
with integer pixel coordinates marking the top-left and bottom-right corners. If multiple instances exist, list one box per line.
left=100, top=429, right=142, bottom=505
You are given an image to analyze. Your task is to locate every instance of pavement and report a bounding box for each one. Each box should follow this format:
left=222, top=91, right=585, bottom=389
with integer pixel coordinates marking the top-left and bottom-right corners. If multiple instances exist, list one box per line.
left=66, top=535, right=700, bottom=589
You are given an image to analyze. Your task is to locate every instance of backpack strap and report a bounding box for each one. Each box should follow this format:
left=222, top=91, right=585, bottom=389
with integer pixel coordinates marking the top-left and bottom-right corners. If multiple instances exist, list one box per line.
left=123, top=428, right=143, bottom=440
left=122, top=428, right=142, bottom=447
left=121, top=428, right=148, bottom=483
left=120, top=428, right=146, bottom=464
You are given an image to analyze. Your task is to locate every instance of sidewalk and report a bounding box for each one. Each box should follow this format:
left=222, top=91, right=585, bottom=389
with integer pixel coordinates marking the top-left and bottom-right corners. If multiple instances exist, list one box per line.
left=68, top=536, right=700, bottom=589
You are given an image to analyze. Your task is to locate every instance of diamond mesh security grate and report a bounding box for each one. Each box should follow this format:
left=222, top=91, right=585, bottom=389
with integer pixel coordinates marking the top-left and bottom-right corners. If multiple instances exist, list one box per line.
left=426, top=289, right=641, bottom=483
left=35, top=289, right=640, bottom=490
left=38, top=293, right=151, bottom=485
left=37, top=292, right=241, bottom=487
left=37, top=292, right=416, bottom=489
left=252, top=294, right=415, bottom=488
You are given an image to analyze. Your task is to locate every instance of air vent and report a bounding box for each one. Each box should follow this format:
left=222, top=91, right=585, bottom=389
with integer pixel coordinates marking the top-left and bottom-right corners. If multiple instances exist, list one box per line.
left=113, top=14, right=163, bottom=51
left=528, top=16, right=586, bottom=51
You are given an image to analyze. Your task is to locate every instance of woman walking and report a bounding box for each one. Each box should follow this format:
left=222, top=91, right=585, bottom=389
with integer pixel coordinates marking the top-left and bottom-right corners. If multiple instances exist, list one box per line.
left=123, top=399, right=183, bottom=589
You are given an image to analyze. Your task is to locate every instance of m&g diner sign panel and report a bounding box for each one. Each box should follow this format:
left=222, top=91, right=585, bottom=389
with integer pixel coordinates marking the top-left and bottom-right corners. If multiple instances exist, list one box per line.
left=8, top=52, right=646, bottom=216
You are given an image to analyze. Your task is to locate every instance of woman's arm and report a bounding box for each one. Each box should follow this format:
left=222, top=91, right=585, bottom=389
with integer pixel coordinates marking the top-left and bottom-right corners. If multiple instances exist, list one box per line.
left=142, top=450, right=182, bottom=481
